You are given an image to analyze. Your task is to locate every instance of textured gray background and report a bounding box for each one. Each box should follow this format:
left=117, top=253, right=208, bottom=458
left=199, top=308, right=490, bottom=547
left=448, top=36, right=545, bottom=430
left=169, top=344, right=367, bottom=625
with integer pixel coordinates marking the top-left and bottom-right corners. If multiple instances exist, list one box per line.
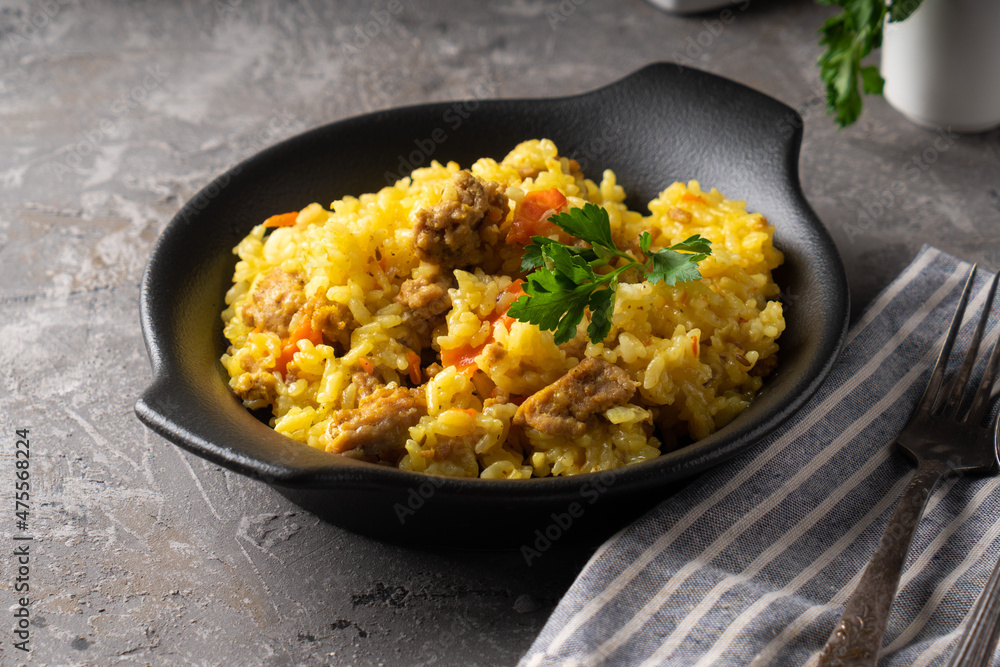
left=1, top=0, right=997, bottom=665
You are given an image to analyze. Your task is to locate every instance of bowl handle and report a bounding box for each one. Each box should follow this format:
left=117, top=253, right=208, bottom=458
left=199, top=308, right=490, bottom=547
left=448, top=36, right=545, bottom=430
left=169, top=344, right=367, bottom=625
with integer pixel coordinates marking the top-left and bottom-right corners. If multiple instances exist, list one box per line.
left=134, top=374, right=350, bottom=483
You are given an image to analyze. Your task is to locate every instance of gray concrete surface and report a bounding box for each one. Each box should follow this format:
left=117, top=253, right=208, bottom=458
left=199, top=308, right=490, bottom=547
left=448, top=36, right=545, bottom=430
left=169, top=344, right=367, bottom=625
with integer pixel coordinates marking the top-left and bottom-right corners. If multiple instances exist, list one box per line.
left=1, top=0, right=997, bottom=665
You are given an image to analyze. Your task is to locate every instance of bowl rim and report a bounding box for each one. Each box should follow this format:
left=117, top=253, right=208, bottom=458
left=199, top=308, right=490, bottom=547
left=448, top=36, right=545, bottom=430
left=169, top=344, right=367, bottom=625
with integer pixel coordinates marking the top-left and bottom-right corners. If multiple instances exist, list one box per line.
left=135, top=62, right=850, bottom=502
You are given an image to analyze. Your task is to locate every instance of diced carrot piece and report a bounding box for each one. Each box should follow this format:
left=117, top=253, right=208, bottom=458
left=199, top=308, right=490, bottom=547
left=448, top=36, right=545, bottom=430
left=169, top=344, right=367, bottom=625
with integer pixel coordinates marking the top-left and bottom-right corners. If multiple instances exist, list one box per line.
left=681, top=193, right=706, bottom=205
left=275, top=347, right=297, bottom=377
left=507, top=215, right=558, bottom=246
left=358, top=358, right=375, bottom=375
left=506, top=188, right=569, bottom=245
left=275, top=318, right=323, bottom=375
left=406, top=350, right=421, bottom=385
left=521, top=188, right=567, bottom=221
left=263, top=211, right=299, bottom=228
left=491, top=279, right=526, bottom=329
left=442, top=281, right=527, bottom=375
left=441, top=344, right=485, bottom=376
left=503, top=279, right=526, bottom=297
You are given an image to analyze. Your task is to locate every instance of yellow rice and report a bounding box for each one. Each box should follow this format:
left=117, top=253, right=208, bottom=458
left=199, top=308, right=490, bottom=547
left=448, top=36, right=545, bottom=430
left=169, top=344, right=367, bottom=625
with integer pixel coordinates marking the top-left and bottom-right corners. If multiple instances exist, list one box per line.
left=220, top=139, right=785, bottom=478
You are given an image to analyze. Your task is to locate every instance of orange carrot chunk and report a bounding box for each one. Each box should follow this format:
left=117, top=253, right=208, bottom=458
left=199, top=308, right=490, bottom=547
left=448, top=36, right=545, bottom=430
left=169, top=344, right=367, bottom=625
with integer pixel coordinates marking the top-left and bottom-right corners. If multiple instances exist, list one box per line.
left=275, top=318, right=323, bottom=375
left=263, top=211, right=299, bottom=228
left=442, top=280, right=527, bottom=376
left=406, top=350, right=422, bottom=385
left=441, top=344, right=485, bottom=376
left=506, top=189, right=568, bottom=245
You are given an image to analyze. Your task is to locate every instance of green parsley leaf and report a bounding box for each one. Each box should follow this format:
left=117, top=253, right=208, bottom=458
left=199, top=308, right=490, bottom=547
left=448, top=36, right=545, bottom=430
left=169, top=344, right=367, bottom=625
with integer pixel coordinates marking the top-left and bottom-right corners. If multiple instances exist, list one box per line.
left=543, top=242, right=598, bottom=286
left=860, top=65, right=884, bottom=95
left=507, top=274, right=595, bottom=345
left=547, top=203, right=617, bottom=250
left=639, top=231, right=652, bottom=255
left=586, top=287, right=616, bottom=346
left=888, top=0, right=922, bottom=22
left=816, top=0, right=924, bottom=127
left=668, top=234, right=713, bottom=256
left=647, top=249, right=704, bottom=285
left=520, top=236, right=598, bottom=272
left=508, top=205, right=712, bottom=345
left=519, top=240, right=547, bottom=272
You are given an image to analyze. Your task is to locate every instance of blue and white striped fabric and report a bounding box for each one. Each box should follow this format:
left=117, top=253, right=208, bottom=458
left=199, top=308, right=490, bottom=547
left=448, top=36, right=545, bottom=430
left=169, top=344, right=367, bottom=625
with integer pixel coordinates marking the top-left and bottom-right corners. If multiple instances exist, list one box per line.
left=521, top=247, right=1000, bottom=667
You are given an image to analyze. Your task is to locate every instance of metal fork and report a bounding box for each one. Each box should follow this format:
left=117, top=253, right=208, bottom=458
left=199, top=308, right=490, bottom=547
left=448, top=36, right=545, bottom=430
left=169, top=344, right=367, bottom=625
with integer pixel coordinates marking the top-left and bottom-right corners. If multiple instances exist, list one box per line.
left=818, top=266, right=1000, bottom=667
left=946, top=550, right=1000, bottom=667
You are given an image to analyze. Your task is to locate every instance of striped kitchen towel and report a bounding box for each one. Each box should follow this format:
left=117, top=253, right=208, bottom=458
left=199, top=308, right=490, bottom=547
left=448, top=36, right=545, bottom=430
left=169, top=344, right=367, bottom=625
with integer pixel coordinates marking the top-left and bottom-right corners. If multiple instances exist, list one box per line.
left=520, top=247, right=1000, bottom=667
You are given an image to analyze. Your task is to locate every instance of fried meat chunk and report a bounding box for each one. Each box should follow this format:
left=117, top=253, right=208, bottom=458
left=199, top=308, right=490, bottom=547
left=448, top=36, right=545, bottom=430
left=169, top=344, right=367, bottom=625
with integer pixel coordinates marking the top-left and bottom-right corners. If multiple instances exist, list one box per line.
left=326, top=385, right=427, bottom=463
left=394, top=262, right=454, bottom=351
left=514, top=357, right=638, bottom=436
left=412, top=170, right=509, bottom=269
left=310, top=300, right=355, bottom=354
left=239, top=268, right=306, bottom=338
left=231, top=367, right=279, bottom=408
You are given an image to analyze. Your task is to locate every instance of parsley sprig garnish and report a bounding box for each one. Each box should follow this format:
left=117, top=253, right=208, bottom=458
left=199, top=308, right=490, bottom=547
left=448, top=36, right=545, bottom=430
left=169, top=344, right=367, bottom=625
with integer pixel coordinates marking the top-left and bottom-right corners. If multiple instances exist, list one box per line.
left=507, top=203, right=712, bottom=345
left=816, top=0, right=923, bottom=127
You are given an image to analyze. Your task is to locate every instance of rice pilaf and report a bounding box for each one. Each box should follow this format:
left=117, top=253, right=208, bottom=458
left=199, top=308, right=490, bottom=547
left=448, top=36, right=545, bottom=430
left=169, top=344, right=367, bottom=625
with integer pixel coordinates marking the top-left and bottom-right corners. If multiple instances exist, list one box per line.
left=220, top=139, right=785, bottom=478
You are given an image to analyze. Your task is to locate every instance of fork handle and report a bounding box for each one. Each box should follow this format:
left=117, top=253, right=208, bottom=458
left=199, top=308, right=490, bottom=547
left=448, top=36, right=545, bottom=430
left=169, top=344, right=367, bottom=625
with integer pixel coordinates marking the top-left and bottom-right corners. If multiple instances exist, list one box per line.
left=818, top=458, right=951, bottom=667
left=945, top=550, right=1000, bottom=667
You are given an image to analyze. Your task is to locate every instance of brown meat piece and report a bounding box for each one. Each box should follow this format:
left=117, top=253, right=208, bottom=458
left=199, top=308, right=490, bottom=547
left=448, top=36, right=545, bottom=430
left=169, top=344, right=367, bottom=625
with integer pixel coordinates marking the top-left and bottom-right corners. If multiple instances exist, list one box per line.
left=351, top=371, right=381, bottom=399
left=326, top=385, right=427, bottom=463
left=749, top=353, right=778, bottom=378
left=232, top=369, right=279, bottom=407
left=515, top=165, right=541, bottom=180
left=394, top=263, right=453, bottom=351
left=311, top=300, right=355, bottom=354
left=412, top=170, right=509, bottom=269
left=514, top=357, right=638, bottom=436
left=668, top=207, right=693, bottom=224
left=415, top=432, right=481, bottom=463
left=240, top=268, right=306, bottom=338
left=396, top=266, right=450, bottom=312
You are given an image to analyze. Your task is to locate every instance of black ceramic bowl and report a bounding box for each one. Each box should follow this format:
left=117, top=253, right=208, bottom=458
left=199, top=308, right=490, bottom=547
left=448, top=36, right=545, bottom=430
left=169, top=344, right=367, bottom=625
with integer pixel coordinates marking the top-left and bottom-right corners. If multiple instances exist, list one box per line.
left=136, top=63, right=849, bottom=548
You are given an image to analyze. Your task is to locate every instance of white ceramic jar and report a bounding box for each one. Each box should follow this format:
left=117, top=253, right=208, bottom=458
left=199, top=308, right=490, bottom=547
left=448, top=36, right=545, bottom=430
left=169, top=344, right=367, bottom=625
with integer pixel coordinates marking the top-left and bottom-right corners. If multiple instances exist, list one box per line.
left=880, top=0, right=1000, bottom=132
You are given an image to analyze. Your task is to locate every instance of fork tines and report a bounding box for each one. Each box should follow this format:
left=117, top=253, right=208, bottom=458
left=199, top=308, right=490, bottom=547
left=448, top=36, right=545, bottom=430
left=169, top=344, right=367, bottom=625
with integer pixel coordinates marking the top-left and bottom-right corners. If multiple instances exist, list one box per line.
left=921, top=265, right=1000, bottom=426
